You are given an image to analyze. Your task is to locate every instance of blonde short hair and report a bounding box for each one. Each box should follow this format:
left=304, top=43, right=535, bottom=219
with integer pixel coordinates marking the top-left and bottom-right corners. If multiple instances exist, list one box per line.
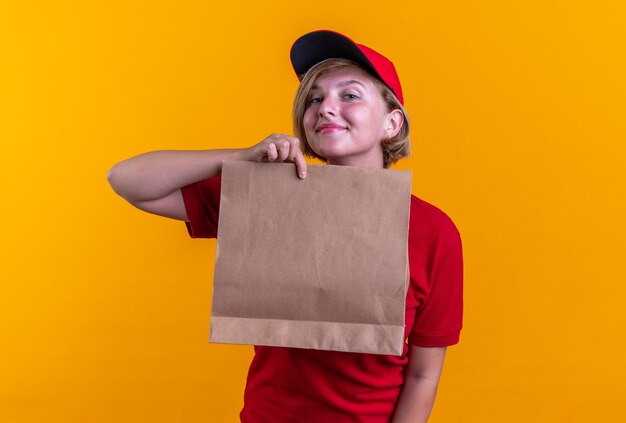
left=292, top=58, right=410, bottom=168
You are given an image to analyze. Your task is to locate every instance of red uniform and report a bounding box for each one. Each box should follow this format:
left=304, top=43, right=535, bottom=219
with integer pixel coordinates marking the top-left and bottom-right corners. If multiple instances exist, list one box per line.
left=182, top=176, right=463, bottom=422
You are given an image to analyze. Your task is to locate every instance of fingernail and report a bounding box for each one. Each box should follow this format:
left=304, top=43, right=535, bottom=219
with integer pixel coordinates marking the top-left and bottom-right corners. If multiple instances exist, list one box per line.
left=300, top=171, right=306, bottom=178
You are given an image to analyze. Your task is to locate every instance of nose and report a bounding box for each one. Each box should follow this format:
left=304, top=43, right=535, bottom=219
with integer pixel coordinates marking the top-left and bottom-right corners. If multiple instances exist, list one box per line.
left=318, top=96, right=338, bottom=117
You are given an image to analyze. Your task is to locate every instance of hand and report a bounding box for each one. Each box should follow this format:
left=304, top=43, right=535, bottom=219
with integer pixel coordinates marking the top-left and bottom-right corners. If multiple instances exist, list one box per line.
left=241, top=134, right=307, bottom=179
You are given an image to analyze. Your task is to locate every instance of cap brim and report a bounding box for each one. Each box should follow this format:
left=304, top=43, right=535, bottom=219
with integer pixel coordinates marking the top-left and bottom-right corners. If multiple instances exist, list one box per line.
left=290, top=30, right=381, bottom=82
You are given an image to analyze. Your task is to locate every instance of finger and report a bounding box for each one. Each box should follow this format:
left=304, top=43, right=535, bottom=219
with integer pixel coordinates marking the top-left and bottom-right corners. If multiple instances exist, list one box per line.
left=293, top=149, right=307, bottom=179
left=276, top=140, right=290, bottom=162
left=266, top=143, right=278, bottom=161
left=286, top=138, right=301, bottom=161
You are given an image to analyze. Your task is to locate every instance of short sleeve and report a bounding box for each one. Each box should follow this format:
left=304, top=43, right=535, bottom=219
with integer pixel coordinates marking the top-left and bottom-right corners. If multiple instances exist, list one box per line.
left=409, top=237, right=463, bottom=347
left=180, top=176, right=222, bottom=239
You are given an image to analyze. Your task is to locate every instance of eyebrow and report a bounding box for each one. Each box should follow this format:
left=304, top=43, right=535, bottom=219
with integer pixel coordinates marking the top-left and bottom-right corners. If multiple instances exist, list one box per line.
left=310, top=79, right=367, bottom=91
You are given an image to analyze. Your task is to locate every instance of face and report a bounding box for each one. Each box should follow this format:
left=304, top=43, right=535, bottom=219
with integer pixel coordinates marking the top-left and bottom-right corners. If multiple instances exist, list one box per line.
left=302, top=66, right=394, bottom=168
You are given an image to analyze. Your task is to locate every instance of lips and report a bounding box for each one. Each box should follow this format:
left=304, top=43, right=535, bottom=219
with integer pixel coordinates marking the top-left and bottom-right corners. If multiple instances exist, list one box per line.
left=316, top=123, right=346, bottom=134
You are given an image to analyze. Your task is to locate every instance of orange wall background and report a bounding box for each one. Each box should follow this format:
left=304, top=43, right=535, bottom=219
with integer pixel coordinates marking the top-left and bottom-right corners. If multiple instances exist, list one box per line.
left=2, top=1, right=625, bottom=422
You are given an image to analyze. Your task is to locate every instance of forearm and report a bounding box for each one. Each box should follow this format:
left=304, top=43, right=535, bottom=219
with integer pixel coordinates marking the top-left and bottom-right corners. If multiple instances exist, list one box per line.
left=107, top=149, right=243, bottom=202
left=391, top=375, right=439, bottom=423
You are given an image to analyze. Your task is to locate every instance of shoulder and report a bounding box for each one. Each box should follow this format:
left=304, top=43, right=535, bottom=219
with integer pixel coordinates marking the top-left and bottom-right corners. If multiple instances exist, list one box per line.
left=408, top=195, right=461, bottom=253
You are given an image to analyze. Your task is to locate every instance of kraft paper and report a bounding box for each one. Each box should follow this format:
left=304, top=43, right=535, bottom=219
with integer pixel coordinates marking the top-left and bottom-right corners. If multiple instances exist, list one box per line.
left=210, top=161, right=412, bottom=356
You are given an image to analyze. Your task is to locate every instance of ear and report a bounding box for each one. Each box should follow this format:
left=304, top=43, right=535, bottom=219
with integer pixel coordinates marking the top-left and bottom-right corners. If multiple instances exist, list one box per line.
left=384, top=109, right=404, bottom=140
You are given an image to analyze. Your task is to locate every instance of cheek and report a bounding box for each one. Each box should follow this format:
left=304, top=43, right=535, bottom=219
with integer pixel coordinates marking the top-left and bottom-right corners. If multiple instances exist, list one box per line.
left=346, top=106, right=372, bottom=129
left=302, top=110, right=316, bottom=134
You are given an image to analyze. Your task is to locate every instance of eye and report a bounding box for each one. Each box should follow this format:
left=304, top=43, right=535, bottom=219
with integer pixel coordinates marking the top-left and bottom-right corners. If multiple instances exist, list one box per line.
left=309, top=97, right=323, bottom=104
left=343, top=93, right=359, bottom=100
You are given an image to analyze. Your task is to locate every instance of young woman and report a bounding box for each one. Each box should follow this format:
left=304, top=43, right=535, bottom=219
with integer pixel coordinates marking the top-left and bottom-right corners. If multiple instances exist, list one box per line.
left=108, top=30, right=463, bottom=423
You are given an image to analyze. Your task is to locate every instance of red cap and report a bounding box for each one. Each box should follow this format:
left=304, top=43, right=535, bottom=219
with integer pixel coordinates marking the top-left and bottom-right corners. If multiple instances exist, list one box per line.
left=290, top=30, right=404, bottom=105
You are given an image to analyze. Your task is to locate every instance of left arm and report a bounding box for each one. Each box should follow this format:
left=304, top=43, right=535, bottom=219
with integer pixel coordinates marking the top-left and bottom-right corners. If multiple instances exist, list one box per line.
left=390, top=345, right=447, bottom=423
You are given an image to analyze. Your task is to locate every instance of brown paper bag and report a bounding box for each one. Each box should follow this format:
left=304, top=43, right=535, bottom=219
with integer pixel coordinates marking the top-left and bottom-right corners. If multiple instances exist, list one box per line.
left=210, top=161, right=412, bottom=355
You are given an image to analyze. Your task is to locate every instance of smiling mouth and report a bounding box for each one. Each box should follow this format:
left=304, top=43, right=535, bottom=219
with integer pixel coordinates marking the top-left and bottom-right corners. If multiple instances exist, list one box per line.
left=317, top=125, right=346, bottom=134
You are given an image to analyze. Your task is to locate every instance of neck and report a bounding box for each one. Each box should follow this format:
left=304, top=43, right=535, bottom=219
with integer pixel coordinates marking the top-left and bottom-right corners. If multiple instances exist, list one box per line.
left=326, top=148, right=385, bottom=169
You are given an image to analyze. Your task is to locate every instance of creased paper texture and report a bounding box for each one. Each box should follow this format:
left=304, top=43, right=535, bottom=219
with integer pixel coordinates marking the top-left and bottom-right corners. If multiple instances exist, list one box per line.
left=211, top=161, right=412, bottom=355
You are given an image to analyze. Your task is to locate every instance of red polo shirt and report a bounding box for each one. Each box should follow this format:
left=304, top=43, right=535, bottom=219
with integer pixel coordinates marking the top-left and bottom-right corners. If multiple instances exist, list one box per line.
left=182, top=175, right=463, bottom=422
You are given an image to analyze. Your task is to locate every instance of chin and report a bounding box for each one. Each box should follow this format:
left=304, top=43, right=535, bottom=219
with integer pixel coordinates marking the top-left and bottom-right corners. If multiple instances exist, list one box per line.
left=310, top=142, right=350, bottom=158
